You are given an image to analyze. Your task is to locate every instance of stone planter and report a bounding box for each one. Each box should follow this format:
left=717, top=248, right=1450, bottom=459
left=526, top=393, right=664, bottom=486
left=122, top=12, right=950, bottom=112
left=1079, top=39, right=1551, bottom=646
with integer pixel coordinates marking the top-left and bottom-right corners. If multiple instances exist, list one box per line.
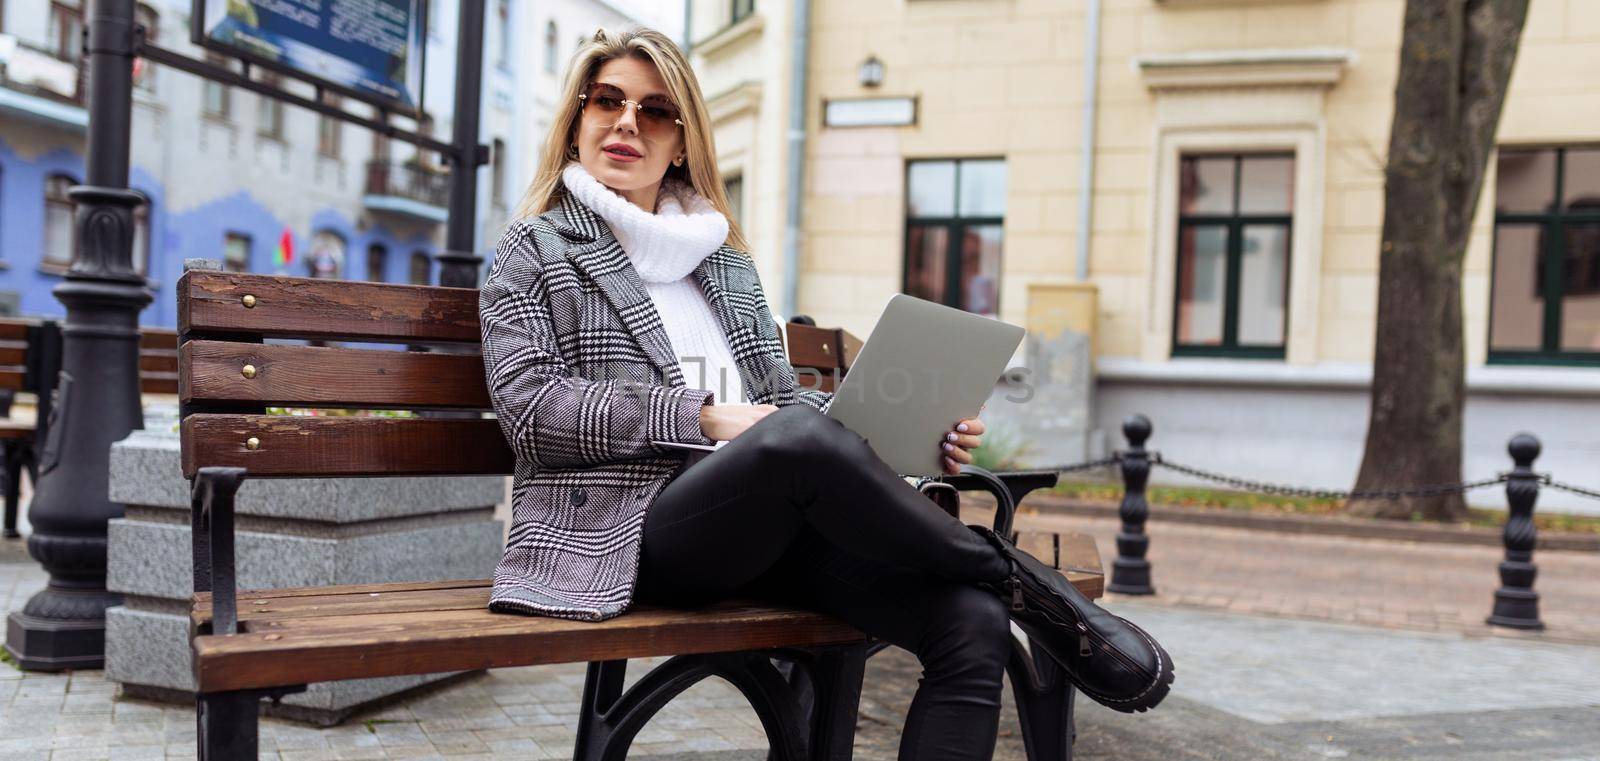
left=104, top=410, right=506, bottom=724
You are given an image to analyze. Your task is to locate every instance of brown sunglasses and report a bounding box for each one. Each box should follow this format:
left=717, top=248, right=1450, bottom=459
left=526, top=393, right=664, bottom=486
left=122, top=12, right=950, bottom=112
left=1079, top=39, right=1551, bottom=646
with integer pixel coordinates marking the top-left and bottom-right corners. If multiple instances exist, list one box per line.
left=578, top=82, right=684, bottom=140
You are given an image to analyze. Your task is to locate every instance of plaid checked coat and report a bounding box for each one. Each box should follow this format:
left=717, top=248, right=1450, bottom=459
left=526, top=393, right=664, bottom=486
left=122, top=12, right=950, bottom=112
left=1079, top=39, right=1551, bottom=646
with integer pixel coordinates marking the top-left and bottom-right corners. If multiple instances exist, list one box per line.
left=481, top=190, right=833, bottom=621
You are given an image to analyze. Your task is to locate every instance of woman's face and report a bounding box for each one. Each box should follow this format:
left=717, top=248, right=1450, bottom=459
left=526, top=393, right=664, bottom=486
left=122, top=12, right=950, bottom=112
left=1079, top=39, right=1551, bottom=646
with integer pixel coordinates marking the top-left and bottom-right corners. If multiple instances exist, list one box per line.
left=574, top=56, right=686, bottom=206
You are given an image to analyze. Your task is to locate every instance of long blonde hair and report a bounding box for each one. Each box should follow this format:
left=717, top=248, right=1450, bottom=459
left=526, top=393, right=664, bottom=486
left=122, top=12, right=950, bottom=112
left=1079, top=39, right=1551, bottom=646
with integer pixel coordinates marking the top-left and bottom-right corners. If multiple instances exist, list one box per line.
left=513, top=27, right=749, bottom=252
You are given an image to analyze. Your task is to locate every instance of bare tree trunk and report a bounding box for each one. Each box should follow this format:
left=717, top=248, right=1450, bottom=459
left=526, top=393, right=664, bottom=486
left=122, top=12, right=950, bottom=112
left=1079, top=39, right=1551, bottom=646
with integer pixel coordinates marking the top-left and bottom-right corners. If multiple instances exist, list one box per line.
left=1350, top=0, right=1529, bottom=521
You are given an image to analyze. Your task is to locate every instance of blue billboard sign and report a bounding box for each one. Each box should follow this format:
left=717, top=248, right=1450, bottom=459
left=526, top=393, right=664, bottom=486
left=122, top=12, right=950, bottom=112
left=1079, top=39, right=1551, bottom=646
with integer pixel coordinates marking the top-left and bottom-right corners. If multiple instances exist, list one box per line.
left=196, top=0, right=425, bottom=108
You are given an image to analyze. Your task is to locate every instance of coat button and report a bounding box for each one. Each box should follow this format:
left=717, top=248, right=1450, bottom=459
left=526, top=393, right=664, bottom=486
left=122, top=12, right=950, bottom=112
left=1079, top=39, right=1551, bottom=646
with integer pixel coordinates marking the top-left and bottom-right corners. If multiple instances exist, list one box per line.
left=569, top=488, right=586, bottom=506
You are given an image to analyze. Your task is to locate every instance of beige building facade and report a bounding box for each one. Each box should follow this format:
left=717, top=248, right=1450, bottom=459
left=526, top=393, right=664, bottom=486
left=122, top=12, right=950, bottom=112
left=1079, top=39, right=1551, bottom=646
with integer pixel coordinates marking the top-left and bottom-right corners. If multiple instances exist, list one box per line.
left=690, top=0, right=1600, bottom=512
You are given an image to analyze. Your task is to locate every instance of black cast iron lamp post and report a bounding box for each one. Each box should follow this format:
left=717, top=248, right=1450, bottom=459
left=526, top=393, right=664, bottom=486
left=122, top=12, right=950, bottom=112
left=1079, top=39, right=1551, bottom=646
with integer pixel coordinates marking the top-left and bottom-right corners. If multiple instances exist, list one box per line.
left=5, top=0, right=152, bottom=669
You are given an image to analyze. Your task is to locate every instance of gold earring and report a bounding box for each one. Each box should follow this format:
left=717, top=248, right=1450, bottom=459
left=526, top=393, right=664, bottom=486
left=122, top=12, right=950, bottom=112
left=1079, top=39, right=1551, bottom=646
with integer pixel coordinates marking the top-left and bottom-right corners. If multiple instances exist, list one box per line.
left=673, top=156, right=684, bottom=167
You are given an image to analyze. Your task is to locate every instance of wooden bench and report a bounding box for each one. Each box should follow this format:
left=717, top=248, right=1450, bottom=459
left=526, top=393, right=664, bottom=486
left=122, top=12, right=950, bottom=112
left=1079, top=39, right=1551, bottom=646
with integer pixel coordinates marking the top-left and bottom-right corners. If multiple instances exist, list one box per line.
left=0, top=318, right=59, bottom=539
left=0, top=322, right=178, bottom=538
left=178, top=267, right=1100, bottom=760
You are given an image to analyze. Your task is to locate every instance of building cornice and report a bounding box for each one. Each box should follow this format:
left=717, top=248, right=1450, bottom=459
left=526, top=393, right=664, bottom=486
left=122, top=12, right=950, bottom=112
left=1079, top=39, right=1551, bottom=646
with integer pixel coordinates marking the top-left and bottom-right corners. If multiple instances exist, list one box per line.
left=706, top=80, right=763, bottom=125
left=1136, top=47, right=1357, bottom=90
left=693, top=13, right=765, bottom=61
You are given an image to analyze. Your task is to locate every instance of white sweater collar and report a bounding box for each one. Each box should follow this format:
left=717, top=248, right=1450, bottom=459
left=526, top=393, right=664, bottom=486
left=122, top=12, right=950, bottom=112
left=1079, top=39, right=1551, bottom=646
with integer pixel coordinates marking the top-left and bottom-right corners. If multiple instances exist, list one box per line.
left=561, top=162, right=730, bottom=283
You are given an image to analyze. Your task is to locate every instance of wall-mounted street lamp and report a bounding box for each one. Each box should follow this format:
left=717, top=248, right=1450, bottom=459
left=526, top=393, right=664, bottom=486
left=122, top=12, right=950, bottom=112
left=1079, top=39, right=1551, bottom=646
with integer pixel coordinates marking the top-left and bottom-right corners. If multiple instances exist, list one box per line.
left=858, top=56, right=884, bottom=88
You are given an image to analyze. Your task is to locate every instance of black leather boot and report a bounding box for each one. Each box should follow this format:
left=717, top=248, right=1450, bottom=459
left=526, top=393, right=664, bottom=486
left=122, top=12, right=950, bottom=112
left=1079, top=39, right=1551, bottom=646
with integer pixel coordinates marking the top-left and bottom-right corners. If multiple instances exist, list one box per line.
left=969, top=524, right=1175, bottom=713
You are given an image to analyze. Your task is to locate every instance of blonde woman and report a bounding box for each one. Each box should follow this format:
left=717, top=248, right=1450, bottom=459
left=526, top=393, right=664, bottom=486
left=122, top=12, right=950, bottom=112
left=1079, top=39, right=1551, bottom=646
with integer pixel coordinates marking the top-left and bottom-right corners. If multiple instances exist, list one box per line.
left=481, top=27, right=1171, bottom=760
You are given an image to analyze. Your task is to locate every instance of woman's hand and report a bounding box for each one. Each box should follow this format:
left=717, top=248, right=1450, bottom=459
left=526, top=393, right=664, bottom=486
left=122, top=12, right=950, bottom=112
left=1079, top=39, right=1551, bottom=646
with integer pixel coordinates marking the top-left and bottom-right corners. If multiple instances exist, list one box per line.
left=699, top=403, right=779, bottom=442
left=940, top=411, right=986, bottom=476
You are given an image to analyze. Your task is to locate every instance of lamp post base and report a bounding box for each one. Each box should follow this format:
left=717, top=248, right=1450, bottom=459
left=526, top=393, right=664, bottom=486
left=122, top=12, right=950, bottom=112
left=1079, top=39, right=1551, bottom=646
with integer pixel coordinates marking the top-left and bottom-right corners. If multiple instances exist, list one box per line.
left=6, top=601, right=117, bottom=671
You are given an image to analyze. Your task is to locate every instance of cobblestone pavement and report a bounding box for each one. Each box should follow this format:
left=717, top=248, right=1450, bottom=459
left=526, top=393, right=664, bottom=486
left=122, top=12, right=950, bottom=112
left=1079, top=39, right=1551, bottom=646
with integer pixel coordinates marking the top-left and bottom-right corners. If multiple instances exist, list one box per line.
left=1003, top=508, right=1600, bottom=646
left=6, top=507, right=1600, bottom=759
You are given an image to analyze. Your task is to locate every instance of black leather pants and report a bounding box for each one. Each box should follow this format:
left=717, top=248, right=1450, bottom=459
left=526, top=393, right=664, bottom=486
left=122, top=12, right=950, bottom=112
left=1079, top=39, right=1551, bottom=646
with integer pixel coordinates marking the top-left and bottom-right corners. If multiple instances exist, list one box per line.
left=636, top=404, right=1014, bottom=761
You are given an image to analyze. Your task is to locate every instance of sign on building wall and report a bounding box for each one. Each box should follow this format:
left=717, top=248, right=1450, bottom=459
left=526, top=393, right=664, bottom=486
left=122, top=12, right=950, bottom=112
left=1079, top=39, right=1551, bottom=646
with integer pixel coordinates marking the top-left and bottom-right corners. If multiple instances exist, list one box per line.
left=193, top=0, right=425, bottom=109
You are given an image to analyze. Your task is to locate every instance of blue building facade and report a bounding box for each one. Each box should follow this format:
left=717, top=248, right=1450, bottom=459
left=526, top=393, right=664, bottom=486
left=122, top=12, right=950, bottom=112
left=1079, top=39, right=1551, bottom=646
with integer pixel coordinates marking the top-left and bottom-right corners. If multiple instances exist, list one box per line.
left=0, top=0, right=513, bottom=328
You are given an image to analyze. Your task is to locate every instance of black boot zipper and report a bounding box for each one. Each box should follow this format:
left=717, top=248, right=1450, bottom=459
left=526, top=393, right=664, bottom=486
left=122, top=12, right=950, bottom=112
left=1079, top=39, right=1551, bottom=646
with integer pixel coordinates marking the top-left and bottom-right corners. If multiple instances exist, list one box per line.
left=1011, top=575, right=1094, bottom=658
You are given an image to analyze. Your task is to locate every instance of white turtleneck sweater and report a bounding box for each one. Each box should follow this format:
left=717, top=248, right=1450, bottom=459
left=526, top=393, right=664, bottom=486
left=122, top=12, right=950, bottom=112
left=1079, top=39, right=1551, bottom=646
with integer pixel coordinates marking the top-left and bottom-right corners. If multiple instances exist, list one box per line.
left=561, top=162, right=748, bottom=406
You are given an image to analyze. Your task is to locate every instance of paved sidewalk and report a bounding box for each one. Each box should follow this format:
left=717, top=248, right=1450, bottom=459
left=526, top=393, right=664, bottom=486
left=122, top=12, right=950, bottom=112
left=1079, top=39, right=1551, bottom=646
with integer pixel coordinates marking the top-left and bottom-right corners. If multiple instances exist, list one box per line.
left=5, top=507, right=1600, bottom=759
left=1003, top=507, right=1600, bottom=646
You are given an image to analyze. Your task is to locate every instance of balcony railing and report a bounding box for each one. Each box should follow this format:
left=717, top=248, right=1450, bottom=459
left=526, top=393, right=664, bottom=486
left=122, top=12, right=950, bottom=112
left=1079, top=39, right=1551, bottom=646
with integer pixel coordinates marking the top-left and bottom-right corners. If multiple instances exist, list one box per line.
left=365, top=159, right=450, bottom=210
left=0, top=35, right=84, bottom=106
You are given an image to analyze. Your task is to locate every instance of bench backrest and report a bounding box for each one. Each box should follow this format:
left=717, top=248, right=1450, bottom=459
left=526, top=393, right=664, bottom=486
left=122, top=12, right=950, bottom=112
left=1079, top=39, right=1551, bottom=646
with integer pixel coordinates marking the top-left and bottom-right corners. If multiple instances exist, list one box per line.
left=177, top=269, right=856, bottom=480
left=140, top=327, right=179, bottom=394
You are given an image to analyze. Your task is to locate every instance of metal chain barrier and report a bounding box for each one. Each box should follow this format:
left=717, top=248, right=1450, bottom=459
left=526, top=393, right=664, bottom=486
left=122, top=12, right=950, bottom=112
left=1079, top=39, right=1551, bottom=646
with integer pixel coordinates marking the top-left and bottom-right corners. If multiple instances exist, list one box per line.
left=1147, top=454, right=1508, bottom=501
left=1037, top=452, right=1600, bottom=504
left=1540, top=476, right=1600, bottom=502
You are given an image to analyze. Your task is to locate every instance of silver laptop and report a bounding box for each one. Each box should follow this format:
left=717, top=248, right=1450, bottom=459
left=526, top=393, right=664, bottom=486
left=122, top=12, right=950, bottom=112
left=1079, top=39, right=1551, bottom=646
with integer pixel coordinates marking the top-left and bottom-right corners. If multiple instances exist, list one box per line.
left=655, top=294, right=1025, bottom=477
left=823, top=294, right=1024, bottom=476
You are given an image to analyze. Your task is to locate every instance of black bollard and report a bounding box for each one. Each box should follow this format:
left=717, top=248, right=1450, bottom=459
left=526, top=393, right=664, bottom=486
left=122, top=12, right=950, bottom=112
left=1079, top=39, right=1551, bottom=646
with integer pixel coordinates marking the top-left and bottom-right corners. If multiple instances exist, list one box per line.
left=1487, top=433, right=1544, bottom=630
left=1108, top=414, right=1155, bottom=595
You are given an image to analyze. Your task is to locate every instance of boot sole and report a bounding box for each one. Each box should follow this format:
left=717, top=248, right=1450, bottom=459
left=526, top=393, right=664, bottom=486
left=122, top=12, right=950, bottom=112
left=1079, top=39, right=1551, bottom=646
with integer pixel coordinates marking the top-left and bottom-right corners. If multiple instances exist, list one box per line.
left=1068, top=617, right=1175, bottom=713
left=1020, top=615, right=1176, bottom=714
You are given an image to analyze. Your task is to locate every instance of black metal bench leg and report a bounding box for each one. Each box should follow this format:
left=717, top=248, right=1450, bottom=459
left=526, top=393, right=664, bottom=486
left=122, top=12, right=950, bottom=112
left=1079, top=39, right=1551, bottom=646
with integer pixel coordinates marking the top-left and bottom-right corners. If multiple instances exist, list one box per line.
left=197, top=690, right=260, bottom=760
left=2, top=440, right=21, bottom=538
left=574, top=649, right=840, bottom=761
left=803, top=643, right=870, bottom=761
left=1008, top=637, right=1077, bottom=761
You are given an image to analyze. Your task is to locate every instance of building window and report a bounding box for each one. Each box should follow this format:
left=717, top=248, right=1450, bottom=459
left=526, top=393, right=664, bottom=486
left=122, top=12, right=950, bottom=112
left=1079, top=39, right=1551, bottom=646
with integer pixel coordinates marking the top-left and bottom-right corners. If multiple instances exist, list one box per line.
left=904, top=158, right=1005, bottom=319
left=223, top=232, right=251, bottom=273
left=43, top=174, right=76, bottom=270
left=731, top=0, right=754, bottom=25
left=201, top=53, right=231, bottom=118
left=133, top=3, right=157, bottom=92
left=409, top=251, right=431, bottom=285
left=723, top=173, right=744, bottom=228
left=491, top=138, right=507, bottom=207
left=1172, top=154, right=1294, bottom=358
left=496, top=0, right=512, bottom=69
left=366, top=243, right=388, bottom=282
left=544, top=20, right=559, bottom=74
left=1490, top=146, right=1600, bottom=362
left=257, top=74, right=285, bottom=140
left=307, top=230, right=345, bottom=279
left=49, top=1, right=83, bottom=64
left=318, top=94, right=342, bottom=157
left=132, top=191, right=150, bottom=276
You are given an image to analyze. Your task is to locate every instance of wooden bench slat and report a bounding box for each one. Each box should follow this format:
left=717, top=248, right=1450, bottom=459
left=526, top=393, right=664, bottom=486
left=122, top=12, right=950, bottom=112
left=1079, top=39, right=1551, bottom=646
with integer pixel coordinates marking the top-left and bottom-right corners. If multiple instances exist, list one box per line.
left=193, top=586, right=495, bottom=629
left=195, top=578, right=491, bottom=603
left=140, top=328, right=178, bottom=350
left=784, top=323, right=845, bottom=371
left=180, top=271, right=480, bottom=344
left=193, top=600, right=868, bottom=692
left=0, top=368, right=25, bottom=392
left=180, top=415, right=513, bottom=478
left=180, top=341, right=490, bottom=409
left=140, top=348, right=178, bottom=373
left=0, top=343, right=26, bottom=367
left=142, top=371, right=179, bottom=395
left=0, top=319, right=36, bottom=342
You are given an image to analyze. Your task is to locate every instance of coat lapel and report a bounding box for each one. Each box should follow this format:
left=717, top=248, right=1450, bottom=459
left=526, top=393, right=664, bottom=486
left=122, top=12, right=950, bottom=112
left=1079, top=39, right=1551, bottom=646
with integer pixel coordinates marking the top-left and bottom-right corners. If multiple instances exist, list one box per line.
left=549, top=194, right=765, bottom=397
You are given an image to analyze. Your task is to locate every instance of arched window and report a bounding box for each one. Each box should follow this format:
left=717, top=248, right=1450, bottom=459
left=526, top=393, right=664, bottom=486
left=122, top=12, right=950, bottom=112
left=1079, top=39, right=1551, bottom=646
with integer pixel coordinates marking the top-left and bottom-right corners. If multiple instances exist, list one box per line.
left=544, top=20, right=559, bottom=74
left=409, top=251, right=431, bottom=285
left=366, top=243, right=388, bottom=282
left=223, top=232, right=251, bottom=273
left=43, top=174, right=77, bottom=269
left=308, top=230, right=345, bottom=279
